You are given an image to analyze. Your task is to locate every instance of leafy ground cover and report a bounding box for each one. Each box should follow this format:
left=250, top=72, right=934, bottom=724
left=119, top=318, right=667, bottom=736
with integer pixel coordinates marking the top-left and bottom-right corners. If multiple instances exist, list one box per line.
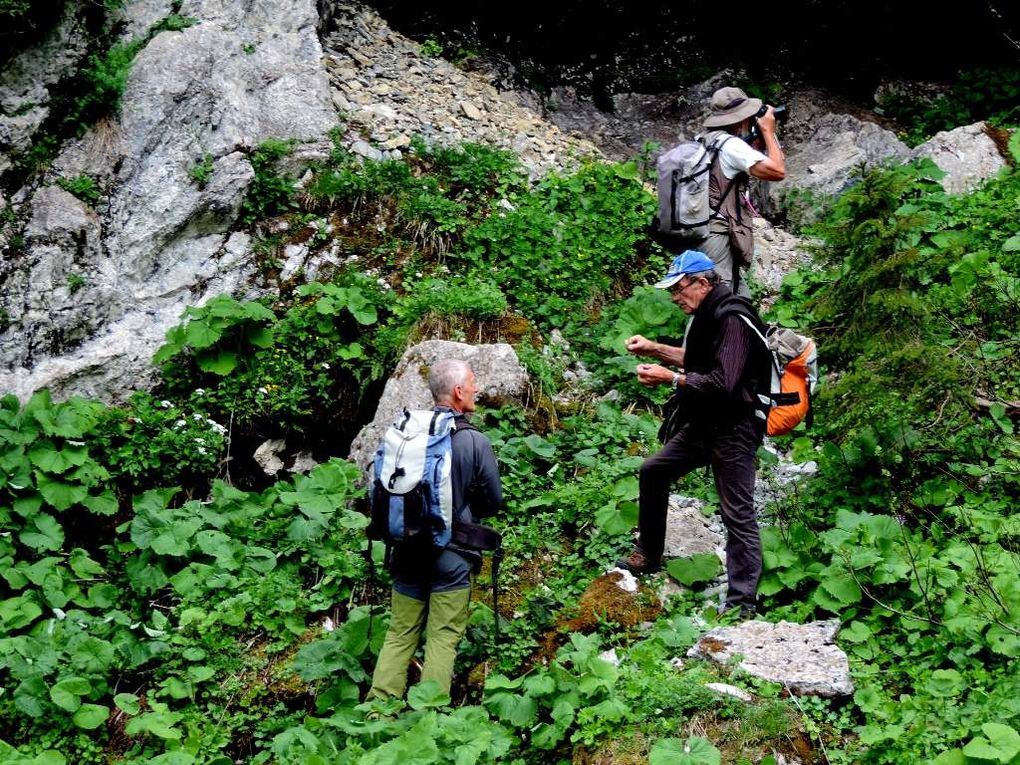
left=2, top=127, right=1019, bottom=764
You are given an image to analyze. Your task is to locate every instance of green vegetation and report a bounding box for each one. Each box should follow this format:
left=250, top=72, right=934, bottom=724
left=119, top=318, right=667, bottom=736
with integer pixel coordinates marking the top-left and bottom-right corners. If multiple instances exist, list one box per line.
left=188, top=154, right=215, bottom=189
left=56, top=174, right=101, bottom=206
left=879, top=68, right=1020, bottom=146
left=2, top=126, right=1018, bottom=764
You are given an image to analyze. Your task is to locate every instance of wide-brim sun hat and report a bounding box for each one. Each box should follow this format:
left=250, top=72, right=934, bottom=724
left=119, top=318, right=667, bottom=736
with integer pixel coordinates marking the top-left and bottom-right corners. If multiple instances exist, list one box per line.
left=703, top=86, right=763, bottom=128
left=653, top=250, right=717, bottom=289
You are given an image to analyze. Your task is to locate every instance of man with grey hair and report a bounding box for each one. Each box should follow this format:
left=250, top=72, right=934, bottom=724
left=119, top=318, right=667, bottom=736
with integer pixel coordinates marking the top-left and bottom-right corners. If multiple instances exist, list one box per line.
left=367, top=358, right=503, bottom=702
left=617, top=250, right=771, bottom=619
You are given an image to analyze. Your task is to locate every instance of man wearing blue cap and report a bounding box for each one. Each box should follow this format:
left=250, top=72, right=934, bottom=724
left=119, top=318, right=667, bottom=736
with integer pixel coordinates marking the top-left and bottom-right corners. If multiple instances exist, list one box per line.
left=617, top=250, right=771, bottom=618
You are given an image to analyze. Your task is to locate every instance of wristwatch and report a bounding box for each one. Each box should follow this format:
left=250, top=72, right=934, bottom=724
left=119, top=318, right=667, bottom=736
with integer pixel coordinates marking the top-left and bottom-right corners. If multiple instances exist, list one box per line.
left=671, top=372, right=681, bottom=389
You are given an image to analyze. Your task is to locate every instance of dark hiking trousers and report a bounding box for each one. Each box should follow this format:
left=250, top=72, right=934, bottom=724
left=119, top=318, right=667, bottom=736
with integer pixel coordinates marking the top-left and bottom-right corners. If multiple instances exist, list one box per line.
left=637, top=417, right=764, bottom=609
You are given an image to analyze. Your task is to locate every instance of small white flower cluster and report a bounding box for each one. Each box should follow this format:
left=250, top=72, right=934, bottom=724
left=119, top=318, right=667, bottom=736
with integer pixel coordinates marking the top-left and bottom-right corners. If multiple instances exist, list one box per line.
left=206, top=419, right=227, bottom=436
left=159, top=400, right=173, bottom=409
left=258, top=386, right=268, bottom=394
left=376, top=276, right=392, bottom=291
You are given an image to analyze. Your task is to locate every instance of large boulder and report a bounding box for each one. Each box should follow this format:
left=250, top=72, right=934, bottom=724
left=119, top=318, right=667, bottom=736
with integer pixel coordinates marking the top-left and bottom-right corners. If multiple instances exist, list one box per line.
left=910, top=122, right=1008, bottom=194
left=688, top=619, right=854, bottom=697
left=764, top=100, right=909, bottom=216
left=0, top=0, right=336, bottom=401
left=347, top=340, right=529, bottom=473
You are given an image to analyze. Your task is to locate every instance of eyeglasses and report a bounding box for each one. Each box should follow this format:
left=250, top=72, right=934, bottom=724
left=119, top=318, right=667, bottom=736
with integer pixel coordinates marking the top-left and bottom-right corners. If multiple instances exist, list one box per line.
left=669, top=278, right=700, bottom=295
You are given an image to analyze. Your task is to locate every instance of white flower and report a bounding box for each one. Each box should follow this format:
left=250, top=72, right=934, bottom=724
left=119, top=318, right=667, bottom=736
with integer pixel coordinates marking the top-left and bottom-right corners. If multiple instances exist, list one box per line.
left=159, top=400, right=173, bottom=408
left=258, top=387, right=268, bottom=394
left=206, top=419, right=227, bottom=435
left=415, top=272, right=423, bottom=278
left=195, top=437, right=205, bottom=445
left=194, top=388, right=206, bottom=396
left=197, top=446, right=208, bottom=455
left=321, top=362, right=330, bottom=370
left=174, top=419, right=187, bottom=428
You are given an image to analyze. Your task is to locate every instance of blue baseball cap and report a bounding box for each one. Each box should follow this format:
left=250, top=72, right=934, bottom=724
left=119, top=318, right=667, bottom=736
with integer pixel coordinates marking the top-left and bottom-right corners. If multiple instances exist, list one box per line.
left=653, top=250, right=717, bottom=289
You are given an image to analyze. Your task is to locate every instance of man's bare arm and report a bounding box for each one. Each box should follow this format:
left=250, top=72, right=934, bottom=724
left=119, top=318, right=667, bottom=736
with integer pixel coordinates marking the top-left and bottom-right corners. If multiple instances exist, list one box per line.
left=749, top=107, right=785, bottom=182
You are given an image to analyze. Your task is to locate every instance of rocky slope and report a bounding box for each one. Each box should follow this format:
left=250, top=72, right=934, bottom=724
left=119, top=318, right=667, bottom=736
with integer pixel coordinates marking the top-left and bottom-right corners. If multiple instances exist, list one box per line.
left=0, top=0, right=1010, bottom=403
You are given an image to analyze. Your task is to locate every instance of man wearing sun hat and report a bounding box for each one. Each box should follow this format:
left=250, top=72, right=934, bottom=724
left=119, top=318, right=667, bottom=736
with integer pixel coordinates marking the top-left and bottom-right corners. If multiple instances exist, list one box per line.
left=697, top=86, right=786, bottom=298
left=616, top=249, right=772, bottom=619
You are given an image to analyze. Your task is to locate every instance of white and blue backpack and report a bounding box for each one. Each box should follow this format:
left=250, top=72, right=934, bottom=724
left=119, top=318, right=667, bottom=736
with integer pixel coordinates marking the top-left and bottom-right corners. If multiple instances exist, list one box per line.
left=369, top=409, right=456, bottom=549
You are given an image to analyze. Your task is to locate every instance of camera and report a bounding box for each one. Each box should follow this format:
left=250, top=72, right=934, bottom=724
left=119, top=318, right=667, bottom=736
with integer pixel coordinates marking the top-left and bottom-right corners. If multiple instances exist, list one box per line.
left=744, top=104, right=788, bottom=145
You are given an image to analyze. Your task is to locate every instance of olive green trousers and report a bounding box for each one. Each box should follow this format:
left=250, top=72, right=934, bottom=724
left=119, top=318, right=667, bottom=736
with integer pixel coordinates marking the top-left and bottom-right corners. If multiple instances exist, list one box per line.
left=367, top=587, right=471, bottom=700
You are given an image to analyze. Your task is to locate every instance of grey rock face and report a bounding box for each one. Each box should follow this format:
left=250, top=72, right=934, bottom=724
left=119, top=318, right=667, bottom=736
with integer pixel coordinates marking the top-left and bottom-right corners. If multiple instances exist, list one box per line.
left=347, top=340, right=529, bottom=473
left=2, top=186, right=107, bottom=368
left=662, top=496, right=724, bottom=560
left=0, top=6, right=90, bottom=174
left=910, top=122, right=1008, bottom=194
left=771, top=111, right=909, bottom=214
left=1, top=0, right=335, bottom=401
left=688, top=619, right=854, bottom=697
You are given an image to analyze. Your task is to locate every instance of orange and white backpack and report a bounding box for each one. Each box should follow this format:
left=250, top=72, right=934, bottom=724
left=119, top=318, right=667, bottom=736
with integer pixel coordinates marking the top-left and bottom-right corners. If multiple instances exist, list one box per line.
left=736, top=317, right=819, bottom=436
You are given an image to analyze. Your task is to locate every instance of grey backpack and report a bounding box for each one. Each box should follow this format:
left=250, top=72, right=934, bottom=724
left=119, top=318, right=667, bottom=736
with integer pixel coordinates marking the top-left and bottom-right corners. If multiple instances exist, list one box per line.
left=655, top=132, right=736, bottom=242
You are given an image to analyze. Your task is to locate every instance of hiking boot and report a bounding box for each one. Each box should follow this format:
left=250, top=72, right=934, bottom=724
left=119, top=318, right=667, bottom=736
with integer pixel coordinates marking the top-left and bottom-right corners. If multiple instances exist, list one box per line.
left=615, top=549, right=662, bottom=575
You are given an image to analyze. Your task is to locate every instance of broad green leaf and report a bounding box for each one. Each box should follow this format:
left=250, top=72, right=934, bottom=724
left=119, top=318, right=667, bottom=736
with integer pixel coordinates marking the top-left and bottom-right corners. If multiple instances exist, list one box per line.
left=114, top=693, right=140, bottom=714
left=184, top=320, right=221, bottom=349
left=72, top=703, right=109, bottom=729
left=49, top=677, right=91, bottom=712
left=666, top=553, right=722, bottom=587
left=125, top=711, right=183, bottom=739
left=407, top=680, right=450, bottom=710
left=649, top=736, right=721, bottom=765
left=0, top=596, right=42, bottom=630
left=68, top=548, right=105, bottom=579
left=196, top=350, right=238, bottom=376
left=976, top=723, right=1020, bottom=762
left=246, top=325, right=275, bottom=348
left=28, top=441, right=88, bottom=473
left=20, top=514, right=64, bottom=552
left=484, top=692, right=538, bottom=727
left=523, top=434, right=556, bottom=459
left=595, top=499, right=638, bottom=535
left=926, top=669, right=964, bottom=697
left=82, top=490, right=118, bottom=516
left=35, top=473, right=87, bottom=511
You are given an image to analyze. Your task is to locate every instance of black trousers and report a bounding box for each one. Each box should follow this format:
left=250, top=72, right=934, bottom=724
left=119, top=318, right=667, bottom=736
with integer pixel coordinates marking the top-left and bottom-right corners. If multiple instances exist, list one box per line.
left=638, top=417, right=764, bottom=609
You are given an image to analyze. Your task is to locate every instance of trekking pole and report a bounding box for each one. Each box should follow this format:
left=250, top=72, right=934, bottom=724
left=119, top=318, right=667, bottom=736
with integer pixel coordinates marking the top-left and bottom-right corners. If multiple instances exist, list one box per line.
left=491, top=546, right=504, bottom=663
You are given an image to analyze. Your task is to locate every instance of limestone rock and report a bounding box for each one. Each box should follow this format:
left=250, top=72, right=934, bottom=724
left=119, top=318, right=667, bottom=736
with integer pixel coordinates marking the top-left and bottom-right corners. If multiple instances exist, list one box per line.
left=705, top=682, right=753, bottom=702
left=752, top=217, right=817, bottom=310
left=771, top=110, right=909, bottom=215
left=254, top=438, right=287, bottom=475
left=911, top=122, right=1008, bottom=194
left=1, top=186, right=108, bottom=369
left=688, top=619, right=853, bottom=697
left=113, top=0, right=176, bottom=42
left=347, top=340, right=529, bottom=472
left=662, top=496, right=724, bottom=560
left=0, top=0, right=334, bottom=401
left=0, top=6, right=90, bottom=174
